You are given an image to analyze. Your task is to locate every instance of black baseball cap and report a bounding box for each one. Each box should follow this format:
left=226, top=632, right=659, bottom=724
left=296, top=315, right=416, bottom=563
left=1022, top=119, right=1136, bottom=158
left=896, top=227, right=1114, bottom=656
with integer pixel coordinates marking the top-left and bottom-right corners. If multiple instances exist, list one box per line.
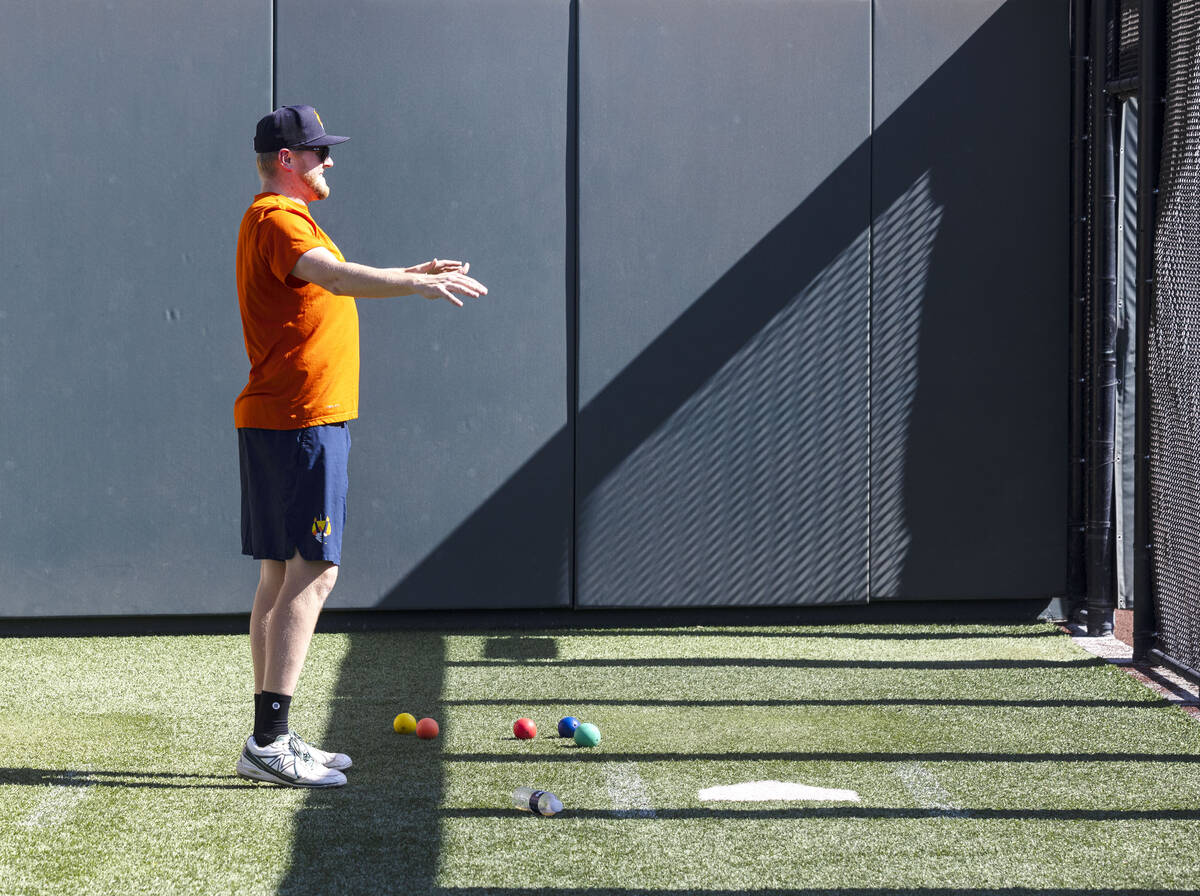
left=254, top=105, right=349, bottom=152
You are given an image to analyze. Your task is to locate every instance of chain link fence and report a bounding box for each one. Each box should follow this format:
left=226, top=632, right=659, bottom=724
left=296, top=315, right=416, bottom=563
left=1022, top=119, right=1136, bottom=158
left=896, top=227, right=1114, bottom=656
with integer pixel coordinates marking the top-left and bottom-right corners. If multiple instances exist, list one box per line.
left=1147, top=0, right=1200, bottom=670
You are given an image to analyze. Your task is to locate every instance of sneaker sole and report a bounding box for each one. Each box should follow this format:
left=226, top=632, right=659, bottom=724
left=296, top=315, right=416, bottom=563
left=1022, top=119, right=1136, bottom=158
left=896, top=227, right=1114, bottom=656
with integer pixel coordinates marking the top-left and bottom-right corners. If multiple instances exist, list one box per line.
left=235, top=754, right=346, bottom=789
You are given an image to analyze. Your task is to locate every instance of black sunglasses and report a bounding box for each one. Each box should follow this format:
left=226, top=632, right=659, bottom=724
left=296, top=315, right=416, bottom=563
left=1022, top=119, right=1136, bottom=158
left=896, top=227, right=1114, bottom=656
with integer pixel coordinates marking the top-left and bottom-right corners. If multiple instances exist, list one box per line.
left=290, top=145, right=330, bottom=162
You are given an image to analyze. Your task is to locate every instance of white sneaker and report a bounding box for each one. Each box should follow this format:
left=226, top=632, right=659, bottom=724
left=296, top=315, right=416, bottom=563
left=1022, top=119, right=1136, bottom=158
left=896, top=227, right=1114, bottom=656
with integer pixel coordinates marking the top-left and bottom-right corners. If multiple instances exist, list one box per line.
left=289, top=730, right=352, bottom=771
left=235, top=734, right=347, bottom=788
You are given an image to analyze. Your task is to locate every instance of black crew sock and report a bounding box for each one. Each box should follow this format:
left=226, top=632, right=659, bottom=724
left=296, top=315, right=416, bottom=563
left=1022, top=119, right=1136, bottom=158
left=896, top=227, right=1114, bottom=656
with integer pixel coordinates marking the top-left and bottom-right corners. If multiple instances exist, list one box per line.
left=254, top=691, right=292, bottom=747
left=253, top=692, right=263, bottom=736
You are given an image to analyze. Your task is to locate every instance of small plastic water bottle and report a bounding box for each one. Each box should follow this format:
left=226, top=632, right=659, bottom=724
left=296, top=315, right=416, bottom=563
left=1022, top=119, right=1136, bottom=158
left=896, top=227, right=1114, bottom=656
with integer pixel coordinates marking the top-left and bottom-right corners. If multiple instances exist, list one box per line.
left=512, top=786, right=563, bottom=816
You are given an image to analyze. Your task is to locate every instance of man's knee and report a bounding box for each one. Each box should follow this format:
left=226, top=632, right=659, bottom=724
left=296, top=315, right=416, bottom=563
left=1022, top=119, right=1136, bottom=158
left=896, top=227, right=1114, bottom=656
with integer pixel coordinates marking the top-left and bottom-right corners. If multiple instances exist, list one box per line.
left=311, top=563, right=338, bottom=601
left=286, top=553, right=338, bottom=602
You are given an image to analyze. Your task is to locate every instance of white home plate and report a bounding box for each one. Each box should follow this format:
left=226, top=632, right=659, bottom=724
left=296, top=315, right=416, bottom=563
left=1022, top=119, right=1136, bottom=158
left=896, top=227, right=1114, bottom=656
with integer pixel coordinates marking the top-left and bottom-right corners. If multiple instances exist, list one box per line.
left=698, top=781, right=860, bottom=802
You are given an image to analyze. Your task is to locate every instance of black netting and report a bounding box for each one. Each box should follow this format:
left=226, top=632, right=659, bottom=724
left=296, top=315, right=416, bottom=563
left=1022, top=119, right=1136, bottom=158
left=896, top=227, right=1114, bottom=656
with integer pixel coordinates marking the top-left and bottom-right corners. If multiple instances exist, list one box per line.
left=1117, top=0, right=1141, bottom=82
left=1149, top=1, right=1200, bottom=669
left=1083, top=22, right=1095, bottom=543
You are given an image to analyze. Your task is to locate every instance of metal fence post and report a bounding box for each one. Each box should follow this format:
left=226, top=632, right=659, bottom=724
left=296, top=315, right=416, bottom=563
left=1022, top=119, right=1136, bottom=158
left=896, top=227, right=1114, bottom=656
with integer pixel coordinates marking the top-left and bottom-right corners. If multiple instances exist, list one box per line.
left=1087, top=0, right=1119, bottom=636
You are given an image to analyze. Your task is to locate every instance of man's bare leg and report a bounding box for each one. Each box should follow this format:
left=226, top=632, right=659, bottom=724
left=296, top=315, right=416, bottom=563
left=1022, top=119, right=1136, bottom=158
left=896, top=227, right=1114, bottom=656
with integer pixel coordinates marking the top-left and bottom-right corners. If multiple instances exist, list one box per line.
left=262, top=552, right=338, bottom=697
left=250, top=558, right=287, bottom=693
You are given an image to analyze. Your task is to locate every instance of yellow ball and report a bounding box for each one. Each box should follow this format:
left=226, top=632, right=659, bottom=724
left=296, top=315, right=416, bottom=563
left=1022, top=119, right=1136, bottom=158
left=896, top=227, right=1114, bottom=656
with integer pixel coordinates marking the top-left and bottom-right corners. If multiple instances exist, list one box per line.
left=393, top=712, right=417, bottom=734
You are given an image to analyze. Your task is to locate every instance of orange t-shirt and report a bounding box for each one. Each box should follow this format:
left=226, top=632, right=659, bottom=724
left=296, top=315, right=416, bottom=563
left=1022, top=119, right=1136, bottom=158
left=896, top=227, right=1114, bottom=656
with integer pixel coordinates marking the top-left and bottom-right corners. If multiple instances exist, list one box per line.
left=234, top=193, right=360, bottom=429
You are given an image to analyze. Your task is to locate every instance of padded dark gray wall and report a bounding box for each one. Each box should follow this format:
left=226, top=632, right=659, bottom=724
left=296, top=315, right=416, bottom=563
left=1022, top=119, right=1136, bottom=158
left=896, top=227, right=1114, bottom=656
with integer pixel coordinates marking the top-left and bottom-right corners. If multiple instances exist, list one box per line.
left=1, top=0, right=1069, bottom=618
left=575, top=0, right=873, bottom=607
left=870, top=0, right=1068, bottom=599
left=0, top=2, right=268, bottom=615
left=276, top=0, right=572, bottom=609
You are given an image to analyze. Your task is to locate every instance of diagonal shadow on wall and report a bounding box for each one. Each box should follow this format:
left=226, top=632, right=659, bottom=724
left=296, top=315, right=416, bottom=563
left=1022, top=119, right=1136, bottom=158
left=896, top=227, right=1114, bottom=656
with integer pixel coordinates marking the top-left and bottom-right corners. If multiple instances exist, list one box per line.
left=377, top=136, right=866, bottom=610
left=377, top=129, right=872, bottom=610
left=377, top=0, right=1064, bottom=612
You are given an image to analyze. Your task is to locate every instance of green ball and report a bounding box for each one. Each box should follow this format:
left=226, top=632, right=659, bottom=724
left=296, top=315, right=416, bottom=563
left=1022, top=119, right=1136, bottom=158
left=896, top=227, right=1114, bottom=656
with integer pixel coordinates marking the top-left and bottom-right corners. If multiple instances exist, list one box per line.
left=573, top=722, right=601, bottom=747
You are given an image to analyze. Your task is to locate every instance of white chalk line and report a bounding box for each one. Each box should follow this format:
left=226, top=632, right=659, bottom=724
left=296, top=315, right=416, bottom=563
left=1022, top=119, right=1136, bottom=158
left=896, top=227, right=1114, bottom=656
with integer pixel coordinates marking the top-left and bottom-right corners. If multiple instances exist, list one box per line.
left=892, top=762, right=969, bottom=818
left=17, top=770, right=94, bottom=829
left=604, top=762, right=656, bottom=818
left=698, top=780, right=860, bottom=802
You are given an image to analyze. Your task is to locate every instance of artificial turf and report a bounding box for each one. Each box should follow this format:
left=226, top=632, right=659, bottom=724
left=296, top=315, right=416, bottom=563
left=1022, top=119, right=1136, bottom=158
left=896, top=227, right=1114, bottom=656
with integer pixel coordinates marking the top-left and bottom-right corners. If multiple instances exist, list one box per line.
left=1, top=622, right=1199, bottom=895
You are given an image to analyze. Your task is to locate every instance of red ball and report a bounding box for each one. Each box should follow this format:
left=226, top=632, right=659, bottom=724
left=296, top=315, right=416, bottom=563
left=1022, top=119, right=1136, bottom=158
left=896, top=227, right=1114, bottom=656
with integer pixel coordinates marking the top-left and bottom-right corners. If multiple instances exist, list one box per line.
left=513, top=718, right=537, bottom=739
left=416, top=717, right=440, bottom=739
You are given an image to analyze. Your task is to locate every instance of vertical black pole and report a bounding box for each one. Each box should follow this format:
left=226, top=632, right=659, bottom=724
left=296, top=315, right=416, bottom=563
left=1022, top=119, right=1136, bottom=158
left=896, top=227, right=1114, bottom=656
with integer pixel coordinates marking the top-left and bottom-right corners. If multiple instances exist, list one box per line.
left=1133, top=0, right=1165, bottom=660
left=271, top=0, right=278, bottom=110
left=1088, top=0, right=1119, bottom=636
left=567, top=0, right=580, bottom=608
left=1068, top=0, right=1090, bottom=620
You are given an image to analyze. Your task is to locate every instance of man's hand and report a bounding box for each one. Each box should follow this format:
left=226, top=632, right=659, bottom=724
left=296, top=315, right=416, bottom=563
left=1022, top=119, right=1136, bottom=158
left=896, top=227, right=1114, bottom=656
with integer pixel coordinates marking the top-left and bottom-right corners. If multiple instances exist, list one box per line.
left=409, top=269, right=488, bottom=307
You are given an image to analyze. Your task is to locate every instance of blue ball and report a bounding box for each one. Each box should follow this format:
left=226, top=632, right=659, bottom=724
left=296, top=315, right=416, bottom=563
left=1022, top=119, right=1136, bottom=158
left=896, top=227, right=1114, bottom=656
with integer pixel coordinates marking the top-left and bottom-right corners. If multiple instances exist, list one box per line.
left=557, top=716, right=580, bottom=738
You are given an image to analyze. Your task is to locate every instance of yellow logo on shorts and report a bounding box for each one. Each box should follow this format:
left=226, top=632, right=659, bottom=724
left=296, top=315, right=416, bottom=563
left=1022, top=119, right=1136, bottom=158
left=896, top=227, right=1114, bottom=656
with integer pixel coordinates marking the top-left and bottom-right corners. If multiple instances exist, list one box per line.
left=312, top=516, right=333, bottom=542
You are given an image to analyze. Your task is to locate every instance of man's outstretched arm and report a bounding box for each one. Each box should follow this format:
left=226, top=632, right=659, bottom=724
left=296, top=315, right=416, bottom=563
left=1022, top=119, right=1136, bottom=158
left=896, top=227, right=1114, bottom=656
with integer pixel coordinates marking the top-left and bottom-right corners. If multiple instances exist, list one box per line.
left=291, top=247, right=487, bottom=307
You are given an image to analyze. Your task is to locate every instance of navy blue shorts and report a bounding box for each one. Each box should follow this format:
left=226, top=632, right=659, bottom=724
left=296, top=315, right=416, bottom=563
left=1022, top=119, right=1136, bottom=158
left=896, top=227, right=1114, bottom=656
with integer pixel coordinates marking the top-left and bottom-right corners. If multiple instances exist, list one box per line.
left=238, top=423, right=350, bottom=565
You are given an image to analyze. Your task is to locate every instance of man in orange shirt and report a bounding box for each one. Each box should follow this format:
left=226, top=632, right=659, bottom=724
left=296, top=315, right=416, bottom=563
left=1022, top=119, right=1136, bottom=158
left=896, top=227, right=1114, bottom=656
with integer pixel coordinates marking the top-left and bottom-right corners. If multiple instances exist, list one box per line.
left=233, top=105, right=487, bottom=788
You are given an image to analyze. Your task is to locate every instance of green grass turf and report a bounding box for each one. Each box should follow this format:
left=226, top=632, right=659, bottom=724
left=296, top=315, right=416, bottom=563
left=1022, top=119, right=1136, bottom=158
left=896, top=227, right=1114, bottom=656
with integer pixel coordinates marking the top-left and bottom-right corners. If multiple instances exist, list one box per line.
left=2, top=622, right=1199, bottom=894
